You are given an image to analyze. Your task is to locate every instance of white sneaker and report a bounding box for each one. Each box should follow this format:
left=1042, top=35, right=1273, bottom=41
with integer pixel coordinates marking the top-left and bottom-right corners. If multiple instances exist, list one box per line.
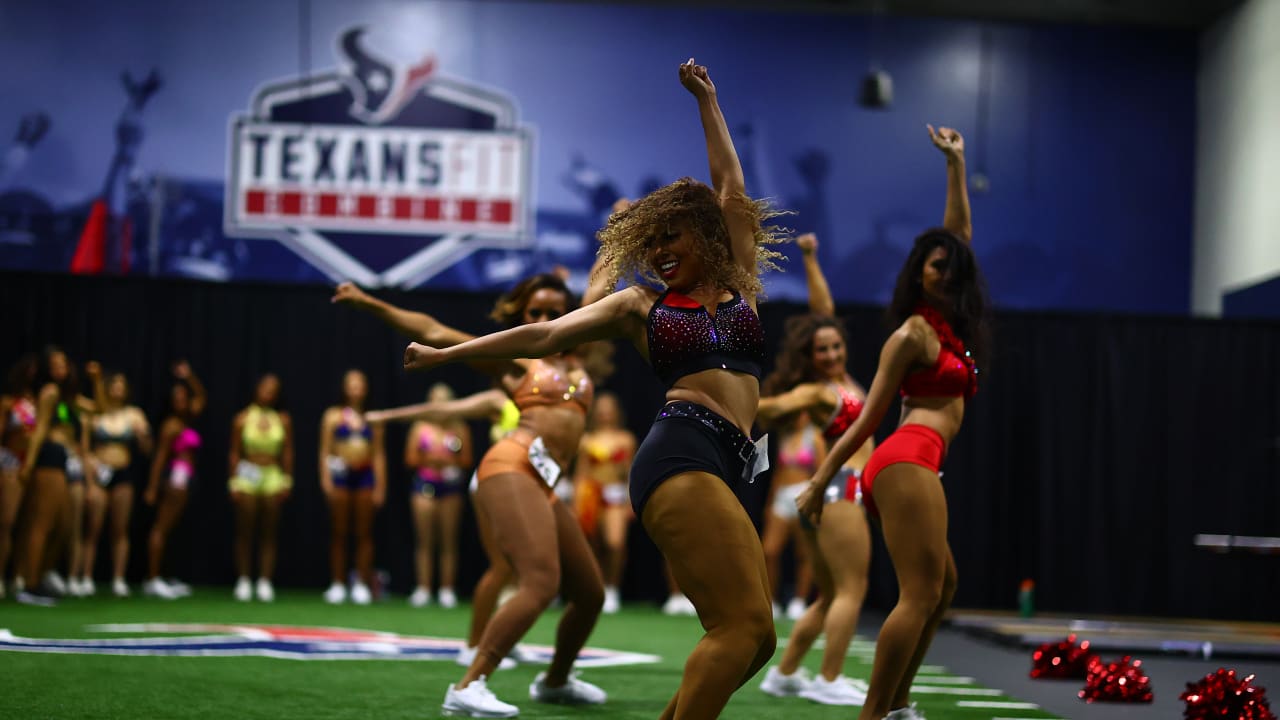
left=42, top=570, right=67, bottom=596
left=603, top=586, right=620, bottom=614
left=324, top=581, right=347, bottom=604
left=350, top=582, right=372, bottom=605
left=772, top=601, right=783, bottom=619
left=66, top=577, right=84, bottom=597
left=800, top=675, right=867, bottom=706
left=82, top=578, right=97, bottom=596
left=442, top=676, right=519, bottom=718
left=409, top=586, right=431, bottom=607
left=255, top=578, right=274, bottom=602
left=233, top=576, right=252, bottom=601
left=112, top=577, right=130, bottom=598
left=456, top=645, right=518, bottom=671
left=166, top=579, right=192, bottom=597
left=663, top=593, right=696, bottom=616
left=509, top=645, right=543, bottom=664
left=438, top=586, right=458, bottom=609
left=144, top=577, right=179, bottom=600
left=786, top=597, right=807, bottom=621
left=529, top=671, right=607, bottom=705
left=15, top=589, right=57, bottom=607
left=759, top=665, right=812, bottom=697
left=885, top=702, right=926, bottom=719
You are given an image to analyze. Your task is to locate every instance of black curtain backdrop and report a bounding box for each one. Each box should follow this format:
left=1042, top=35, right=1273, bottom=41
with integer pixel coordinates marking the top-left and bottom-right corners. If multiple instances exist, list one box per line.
left=4, top=271, right=1278, bottom=621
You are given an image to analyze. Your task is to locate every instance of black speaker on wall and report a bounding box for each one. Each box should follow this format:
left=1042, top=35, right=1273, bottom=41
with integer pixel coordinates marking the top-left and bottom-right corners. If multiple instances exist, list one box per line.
left=860, top=70, right=893, bottom=108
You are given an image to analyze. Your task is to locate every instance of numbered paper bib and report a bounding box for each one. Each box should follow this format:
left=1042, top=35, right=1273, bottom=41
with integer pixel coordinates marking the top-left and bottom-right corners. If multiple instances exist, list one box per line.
left=65, top=455, right=84, bottom=481
left=95, top=464, right=114, bottom=487
left=746, top=434, right=770, bottom=483
left=236, top=460, right=264, bottom=487
left=527, top=436, right=561, bottom=489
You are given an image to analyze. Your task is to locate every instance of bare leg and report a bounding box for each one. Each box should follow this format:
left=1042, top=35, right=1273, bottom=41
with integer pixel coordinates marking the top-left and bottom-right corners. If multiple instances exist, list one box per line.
left=644, top=472, right=776, bottom=720
left=0, top=468, right=21, bottom=586
left=542, top=500, right=604, bottom=686
left=109, top=483, right=134, bottom=582
left=778, top=527, right=831, bottom=675
left=816, top=500, right=871, bottom=681
left=411, top=494, right=434, bottom=591
left=437, top=493, right=463, bottom=591
left=79, top=481, right=106, bottom=581
left=258, top=493, right=284, bottom=580
left=601, top=505, right=630, bottom=589
left=64, top=481, right=85, bottom=582
left=23, top=470, right=68, bottom=586
left=326, top=490, right=351, bottom=584
left=231, top=492, right=258, bottom=578
left=856, top=464, right=949, bottom=720
left=148, top=487, right=188, bottom=579
left=352, top=490, right=376, bottom=586
left=467, top=490, right=514, bottom=648
left=457, top=473, right=559, bottom=688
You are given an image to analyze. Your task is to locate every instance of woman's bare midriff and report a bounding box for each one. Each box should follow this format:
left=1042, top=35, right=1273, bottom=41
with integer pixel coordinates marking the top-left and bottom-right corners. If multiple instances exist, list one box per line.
left=665, top=369, right=760, bottom=435
left=519, top=405, right=588, bottom=470
left=899, top=395, right=965, bottom=449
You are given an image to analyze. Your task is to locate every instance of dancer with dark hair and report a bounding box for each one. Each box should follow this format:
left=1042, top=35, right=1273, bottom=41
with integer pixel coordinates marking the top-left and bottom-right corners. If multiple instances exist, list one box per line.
left=17, top=348, right=93, bottom=605
left=320, top=369, right=386, bottom=605
left=80, top=370, right=152, bottom=597
left=0, top=353, right=38, bottom=598
left=396, top=382, right=472, bottom=608
left=337, top=269, right=612, bottom=718
left=755, top=231, right=873, bottom=705
left=143, top=361, right=206, bottom=598
left=798, top=125, right=984, bottom=720
left=228, top=373, right=293, bottom=602
left=400, top=59, right=788, bottom=719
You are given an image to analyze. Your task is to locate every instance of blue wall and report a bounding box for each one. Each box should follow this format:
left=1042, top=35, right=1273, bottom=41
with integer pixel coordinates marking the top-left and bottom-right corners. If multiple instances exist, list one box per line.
left=0, top=1, right=1196, bottom=313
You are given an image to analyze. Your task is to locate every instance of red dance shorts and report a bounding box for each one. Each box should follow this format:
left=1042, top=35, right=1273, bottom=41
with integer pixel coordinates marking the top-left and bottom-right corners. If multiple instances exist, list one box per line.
left=850, top=424, right=946, bottom=518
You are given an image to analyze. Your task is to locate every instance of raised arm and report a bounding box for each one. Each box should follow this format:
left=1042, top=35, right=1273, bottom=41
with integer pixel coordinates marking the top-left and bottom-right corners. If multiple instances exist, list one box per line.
left=680, top=60, right=757, bottom=277
left=366, top=388, right=509, bottom=426
left=582, top=198, right=632, bottom=306
left=796, top=325, right=924, bottom=523
left=175, top=361, right=207, bottom=418
left=928, top=125, right=971, bottom=244
left=404, top=286, right=647, bottom=373
left=332, top=282, right=475, bottom=347
left=796, top=233, right=835, bottom=316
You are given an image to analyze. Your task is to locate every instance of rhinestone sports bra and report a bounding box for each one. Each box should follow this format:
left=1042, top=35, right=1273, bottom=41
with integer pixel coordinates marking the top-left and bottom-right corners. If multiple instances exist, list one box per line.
left=646, top=289, right=766, bottom=388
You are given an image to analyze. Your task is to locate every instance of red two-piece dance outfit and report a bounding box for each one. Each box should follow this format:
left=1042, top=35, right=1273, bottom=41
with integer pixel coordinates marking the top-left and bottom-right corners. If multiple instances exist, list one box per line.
left=853, top=306, right=978, bottom=517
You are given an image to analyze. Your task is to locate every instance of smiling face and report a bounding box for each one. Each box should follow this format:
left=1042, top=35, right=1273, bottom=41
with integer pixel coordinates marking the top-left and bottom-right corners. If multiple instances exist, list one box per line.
left=647, top=224, right=708, bottom=292
left=810, top=326, right=847, bottom=381
left=921, top=246, right=950, bottom=301
left=522, top=288, right=569, bottom=325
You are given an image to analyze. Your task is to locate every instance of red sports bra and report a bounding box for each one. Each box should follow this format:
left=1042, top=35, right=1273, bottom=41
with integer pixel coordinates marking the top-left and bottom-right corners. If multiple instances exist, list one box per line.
left=822, top=382, right=865, bottom=440
left=899, top=305, right=978, bottom=400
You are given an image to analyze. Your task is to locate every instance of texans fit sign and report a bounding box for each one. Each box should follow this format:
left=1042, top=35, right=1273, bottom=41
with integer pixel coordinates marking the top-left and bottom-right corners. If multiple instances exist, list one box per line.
left=226, top=27, right=534, bottom=287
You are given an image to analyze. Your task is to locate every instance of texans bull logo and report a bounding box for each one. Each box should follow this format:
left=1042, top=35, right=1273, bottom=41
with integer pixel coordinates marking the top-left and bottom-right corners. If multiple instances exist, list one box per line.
left=0, top=624, right=659, bottom=666
left=226, top=26, right=535, bottom=288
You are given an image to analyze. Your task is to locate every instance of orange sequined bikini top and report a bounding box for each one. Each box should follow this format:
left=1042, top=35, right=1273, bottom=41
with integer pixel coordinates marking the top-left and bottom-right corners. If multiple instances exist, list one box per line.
left=512, top=358, right=594, bottom=414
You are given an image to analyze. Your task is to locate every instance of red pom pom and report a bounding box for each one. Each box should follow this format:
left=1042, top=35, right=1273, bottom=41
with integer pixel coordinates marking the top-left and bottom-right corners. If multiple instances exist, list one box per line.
left=1078, top=655, right=1154, bottom=703
left=1031, top=634, right=1098, bottom=679
left=1180, top=668, right=1277, bottom=720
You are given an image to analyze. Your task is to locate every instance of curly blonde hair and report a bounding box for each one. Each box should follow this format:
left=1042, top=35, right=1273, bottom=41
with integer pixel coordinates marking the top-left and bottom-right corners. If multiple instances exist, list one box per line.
left=594, top=178, right=788, bottom=298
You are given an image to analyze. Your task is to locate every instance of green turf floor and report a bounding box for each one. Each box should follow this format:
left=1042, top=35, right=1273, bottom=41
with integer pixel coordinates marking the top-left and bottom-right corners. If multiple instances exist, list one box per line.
left=0, top=591, right=1061, bottom=719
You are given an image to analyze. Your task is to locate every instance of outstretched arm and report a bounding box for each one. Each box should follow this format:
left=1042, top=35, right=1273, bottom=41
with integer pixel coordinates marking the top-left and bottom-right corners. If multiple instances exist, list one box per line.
left=404, top=286, right=646, bottom=372
left=332, top=282, right=475, bottom=347
left=796, top=233, right=835, bottom=316
left=796, top=324, right=924, bottom=523
left=757, top=383, right=828, bottom=428
left=928, top=125, right=971, bottom=244
left=680, top=60, right=758, bottom=279
left=366, top=388, right=509, bottom=425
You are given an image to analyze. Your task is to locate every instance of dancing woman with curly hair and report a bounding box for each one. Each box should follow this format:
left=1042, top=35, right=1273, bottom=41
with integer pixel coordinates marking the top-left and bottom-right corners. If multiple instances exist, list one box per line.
left=401, top=60, right=787, bottom=719
left=798, top=125, right=985, bottom=720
